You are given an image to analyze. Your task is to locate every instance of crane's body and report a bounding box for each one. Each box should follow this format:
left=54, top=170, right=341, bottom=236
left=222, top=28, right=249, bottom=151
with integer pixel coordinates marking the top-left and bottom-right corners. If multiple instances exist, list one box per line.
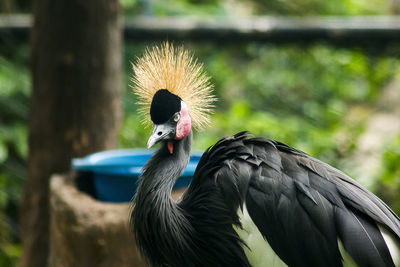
left=131, top=43, right=400, bottom=267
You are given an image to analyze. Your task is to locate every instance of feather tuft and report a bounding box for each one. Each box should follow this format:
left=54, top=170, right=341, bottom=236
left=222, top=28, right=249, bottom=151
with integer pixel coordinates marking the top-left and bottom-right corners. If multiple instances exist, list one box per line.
left=132, top=42, right=216, bottom=130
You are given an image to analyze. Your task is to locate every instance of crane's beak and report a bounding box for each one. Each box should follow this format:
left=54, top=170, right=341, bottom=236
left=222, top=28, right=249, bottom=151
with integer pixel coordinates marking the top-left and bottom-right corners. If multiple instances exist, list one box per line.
left=147, top=123, right=176, bottom=149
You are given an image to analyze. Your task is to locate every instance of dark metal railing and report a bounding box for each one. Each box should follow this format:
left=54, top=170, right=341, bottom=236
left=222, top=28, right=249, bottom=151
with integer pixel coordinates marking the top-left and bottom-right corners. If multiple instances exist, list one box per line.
left=1, top=15, right=400, bottom=46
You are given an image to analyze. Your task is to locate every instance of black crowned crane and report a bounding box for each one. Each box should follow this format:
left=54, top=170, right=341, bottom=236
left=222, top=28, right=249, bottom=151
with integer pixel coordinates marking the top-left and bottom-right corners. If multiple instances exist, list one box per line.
left=131, top=43, right=400, bottom=267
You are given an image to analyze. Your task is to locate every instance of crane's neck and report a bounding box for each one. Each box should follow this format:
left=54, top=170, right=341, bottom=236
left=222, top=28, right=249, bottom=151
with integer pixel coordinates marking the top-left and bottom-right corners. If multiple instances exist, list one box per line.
left=132, top=132, right=193, bottom=264
left=137, top=131, right=192, bottom=197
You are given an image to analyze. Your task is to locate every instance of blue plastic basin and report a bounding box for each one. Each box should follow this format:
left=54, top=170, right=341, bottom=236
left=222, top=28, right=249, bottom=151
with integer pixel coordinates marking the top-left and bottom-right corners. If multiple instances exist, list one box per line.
left=72, top=149, right=202, bottom=202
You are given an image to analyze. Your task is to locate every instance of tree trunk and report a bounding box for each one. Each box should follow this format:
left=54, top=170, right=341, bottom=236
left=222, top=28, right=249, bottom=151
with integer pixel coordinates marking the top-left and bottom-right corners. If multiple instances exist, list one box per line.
left=19, top=1, right=122, bottom=266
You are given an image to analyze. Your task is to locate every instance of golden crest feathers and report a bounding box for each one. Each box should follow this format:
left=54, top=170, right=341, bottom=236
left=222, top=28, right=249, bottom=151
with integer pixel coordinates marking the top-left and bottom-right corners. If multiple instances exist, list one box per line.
left=132, top=42, right=215, bottom=130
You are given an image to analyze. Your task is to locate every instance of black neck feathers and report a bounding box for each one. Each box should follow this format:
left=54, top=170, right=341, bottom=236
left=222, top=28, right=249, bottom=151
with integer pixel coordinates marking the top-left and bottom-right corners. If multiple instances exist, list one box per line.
left=131, top=132, right=251, bottom=267
left=131, top=133, right=192, bottom=266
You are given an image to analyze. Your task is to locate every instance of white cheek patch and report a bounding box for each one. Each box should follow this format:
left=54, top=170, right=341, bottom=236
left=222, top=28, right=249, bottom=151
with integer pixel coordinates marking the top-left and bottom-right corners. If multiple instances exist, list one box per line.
left=176, top=101, right=191, bottom=140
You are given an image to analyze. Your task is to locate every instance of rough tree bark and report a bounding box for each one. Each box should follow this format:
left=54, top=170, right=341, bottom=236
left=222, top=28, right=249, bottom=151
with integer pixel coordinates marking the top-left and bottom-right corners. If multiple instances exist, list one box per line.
left=19, top=1, right=122, bottom=266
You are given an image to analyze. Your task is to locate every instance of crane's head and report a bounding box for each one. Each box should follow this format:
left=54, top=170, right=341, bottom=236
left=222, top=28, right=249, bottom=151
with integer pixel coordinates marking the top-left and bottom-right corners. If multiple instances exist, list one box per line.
left=132, top=42, right=215, bottom=154
left=146, top=89, right=191, bottom=153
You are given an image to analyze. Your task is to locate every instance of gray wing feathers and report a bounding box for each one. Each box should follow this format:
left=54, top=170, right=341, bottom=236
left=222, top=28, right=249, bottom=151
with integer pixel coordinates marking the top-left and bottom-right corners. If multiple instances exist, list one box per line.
left=243, top=138, right=400, bottom=267
left=297, top=155, right=400, bottom=239
left=196, top=133, right=400, bottom=267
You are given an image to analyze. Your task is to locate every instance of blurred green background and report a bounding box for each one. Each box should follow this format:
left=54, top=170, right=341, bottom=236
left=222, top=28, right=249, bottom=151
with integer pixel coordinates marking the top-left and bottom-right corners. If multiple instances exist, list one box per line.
left=1, top=0, right=400, bottom=265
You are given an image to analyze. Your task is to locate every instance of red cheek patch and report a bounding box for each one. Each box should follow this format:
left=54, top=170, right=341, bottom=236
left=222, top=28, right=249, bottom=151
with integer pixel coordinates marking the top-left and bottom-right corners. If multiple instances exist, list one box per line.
left=167, top=141, right=174, bottom=154
left=175, top=104, right=191, bottom=140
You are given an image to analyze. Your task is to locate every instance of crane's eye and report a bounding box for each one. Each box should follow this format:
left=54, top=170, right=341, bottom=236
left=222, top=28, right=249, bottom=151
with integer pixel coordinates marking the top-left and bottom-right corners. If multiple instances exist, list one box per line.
left=173, top=113, right=180, bottom=123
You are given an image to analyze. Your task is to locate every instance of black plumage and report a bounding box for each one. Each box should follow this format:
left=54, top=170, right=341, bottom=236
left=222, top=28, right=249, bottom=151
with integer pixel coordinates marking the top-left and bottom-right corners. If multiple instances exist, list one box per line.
left=132, top=132, right=250, bottom=267
left=150, top=89, right=182, bottom=124
left=132, top=131, right=400, bottom=267
left=131, top=43, right=400, bottom=267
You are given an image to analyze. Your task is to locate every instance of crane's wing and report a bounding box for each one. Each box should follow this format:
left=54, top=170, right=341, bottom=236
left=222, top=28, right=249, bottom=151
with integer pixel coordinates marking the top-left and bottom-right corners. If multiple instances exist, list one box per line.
left=187, top=132, right=400, bottom=267
left=247, top=137, right=400, bottom=267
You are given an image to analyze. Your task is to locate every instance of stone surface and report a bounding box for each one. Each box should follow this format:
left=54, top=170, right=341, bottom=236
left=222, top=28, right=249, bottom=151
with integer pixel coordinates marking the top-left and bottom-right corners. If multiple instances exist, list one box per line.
left=49, top=173, right=186, bottom=267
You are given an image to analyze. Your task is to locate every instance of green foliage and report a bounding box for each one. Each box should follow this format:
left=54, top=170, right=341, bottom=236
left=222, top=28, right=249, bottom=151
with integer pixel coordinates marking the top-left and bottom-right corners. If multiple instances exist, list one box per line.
left=193, top=44, right=397, bottom=167
left=2, top=0, right=396, bottom=15
left=246, top=0, right=393, bottom=15
left=0, top=1, right=399, bottom=264
left=119, top=43, right=151, bottom=148
left=121, top=0, right=222, bottom=16
left=121, top=41, right=400, bottom=217
left=120, top=0, right=395, bottom=16
left=376, top=135, right=400, bottom=214
left=381, top=135, right=400, bottom=184
left=123, top=42, right=399, bottom=173
left=0, top=44, right=29, bottom=266
left=119, top=112, right=152, bottom=148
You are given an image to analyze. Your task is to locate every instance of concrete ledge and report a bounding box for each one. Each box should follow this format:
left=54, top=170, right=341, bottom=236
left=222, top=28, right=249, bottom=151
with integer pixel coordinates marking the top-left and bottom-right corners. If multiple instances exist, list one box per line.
left=49, top=173, right=144, bottom=267
left=49, top=173, right=186, bottom=267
